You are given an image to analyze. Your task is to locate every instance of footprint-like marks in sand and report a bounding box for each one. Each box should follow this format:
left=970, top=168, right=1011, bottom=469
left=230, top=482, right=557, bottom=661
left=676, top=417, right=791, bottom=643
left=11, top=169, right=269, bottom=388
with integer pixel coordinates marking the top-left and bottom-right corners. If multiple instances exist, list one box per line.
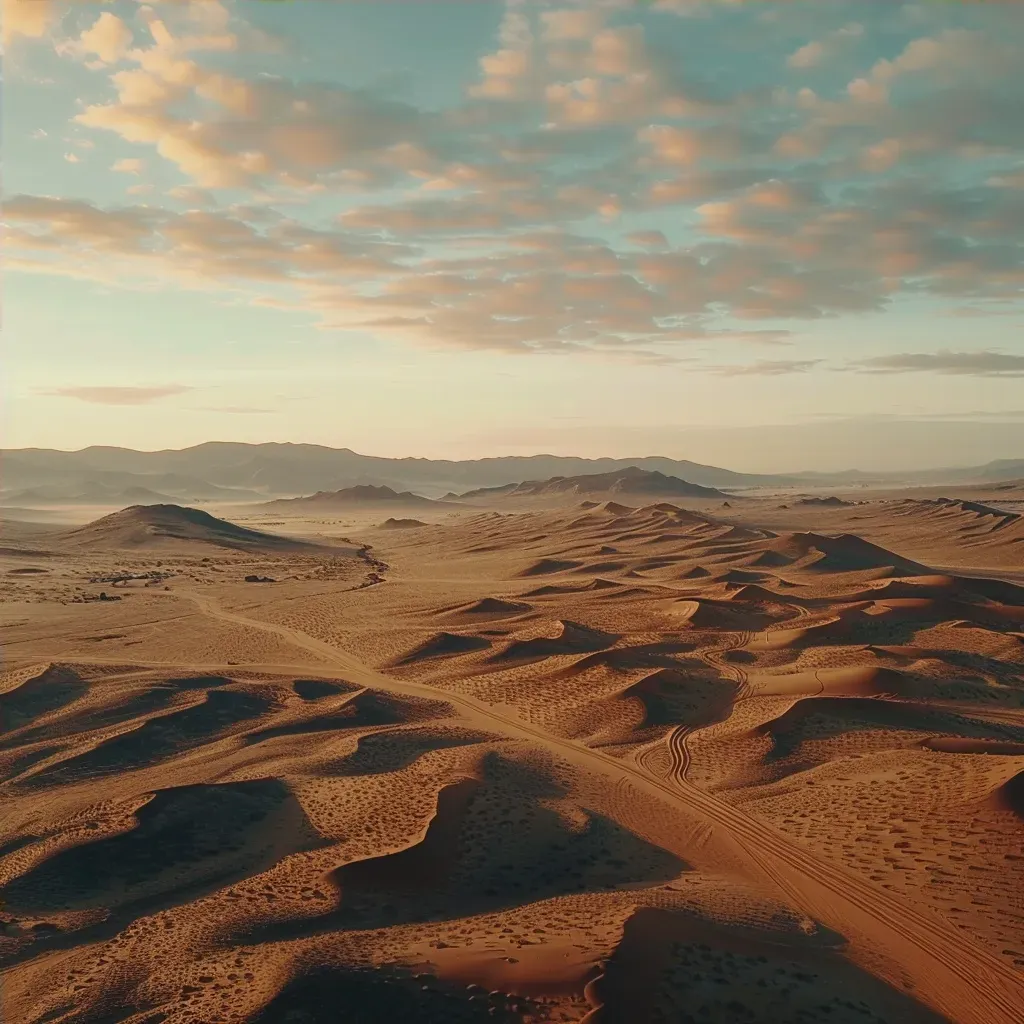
left=21, top=686, right=274, bottom=785
left=316, top=727, right=495, bottom=778
left=0, top=665, right=88, bottom=732
left=243, top=689, right=410, bottom=743
left=590, top=906, right=945, bottom=1024
left=757, top=696, right=1024, bottom=767
left=253, top=964, right=529, bottom=1024
left=1, top=779, right=323, bottom=920
left=245, top=754, right=685, bottom=944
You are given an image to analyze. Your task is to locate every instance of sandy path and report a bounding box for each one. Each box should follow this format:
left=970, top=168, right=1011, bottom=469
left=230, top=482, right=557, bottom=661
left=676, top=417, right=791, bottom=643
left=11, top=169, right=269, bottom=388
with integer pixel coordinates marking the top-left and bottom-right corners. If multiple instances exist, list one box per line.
left=170, top=589, right=1024, bottom=1024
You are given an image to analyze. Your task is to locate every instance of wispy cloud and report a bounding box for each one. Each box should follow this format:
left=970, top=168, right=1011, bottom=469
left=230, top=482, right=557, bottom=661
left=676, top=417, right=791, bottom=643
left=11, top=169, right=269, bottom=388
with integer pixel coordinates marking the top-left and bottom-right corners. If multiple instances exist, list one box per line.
left=195, top=405, right=276, bottom=414
left=705, top=359, right=822, bottom=376
left=808, top=409, right=1024, bottom=423
left=41, top=385, right=195, bottom=405
left=848, top=351, right=1024, bottom=377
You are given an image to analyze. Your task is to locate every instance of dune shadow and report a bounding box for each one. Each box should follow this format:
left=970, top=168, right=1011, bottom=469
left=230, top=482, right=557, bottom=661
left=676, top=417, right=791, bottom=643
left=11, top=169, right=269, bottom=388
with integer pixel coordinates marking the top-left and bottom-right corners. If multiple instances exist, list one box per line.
left=555, top=642, right=698, bottom=678
left=2, top=681, right=192, bottom=750
left=616, top=670, right=739, bottom=731
left=22, top=687, right=274, bottom=786
left=591, top=907, right=946, bottom=1023
left=489, top=622, right=619, bottom=666
left=293, top=678, right=359, bottom=701
left=315, top=727, right=494, bottom=778
left=244, top=691, right=408, bottom=744
left=394, top=633, right=493, bottom=666
left=252, top=964, right=528, bottom=1023
left=241, top=752, right=687, bottom=946
left=517, top=558, right=583, bottom=577
left=0, top=666, right=88, bottom=733
left=760, top=697, right=1024, bottom=765
left=1, top=779, right=316, bottom=915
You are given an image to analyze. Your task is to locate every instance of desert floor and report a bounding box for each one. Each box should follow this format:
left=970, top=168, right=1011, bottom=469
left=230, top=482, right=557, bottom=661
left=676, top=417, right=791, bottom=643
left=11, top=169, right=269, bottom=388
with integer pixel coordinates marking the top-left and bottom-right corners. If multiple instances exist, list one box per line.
left=1, top=494, right=1023, bottom=1023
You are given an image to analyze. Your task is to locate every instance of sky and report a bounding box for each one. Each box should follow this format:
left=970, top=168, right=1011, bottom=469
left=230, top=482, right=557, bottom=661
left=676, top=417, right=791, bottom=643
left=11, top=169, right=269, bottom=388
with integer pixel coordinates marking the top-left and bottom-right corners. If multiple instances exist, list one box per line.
left=4, top=0, right=1024, bottom=472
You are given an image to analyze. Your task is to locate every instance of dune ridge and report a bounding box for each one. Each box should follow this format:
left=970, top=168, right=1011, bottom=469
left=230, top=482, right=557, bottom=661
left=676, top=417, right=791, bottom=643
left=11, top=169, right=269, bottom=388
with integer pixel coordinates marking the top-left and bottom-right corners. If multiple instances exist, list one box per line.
left=1, top=495, right=1022, bottom=1023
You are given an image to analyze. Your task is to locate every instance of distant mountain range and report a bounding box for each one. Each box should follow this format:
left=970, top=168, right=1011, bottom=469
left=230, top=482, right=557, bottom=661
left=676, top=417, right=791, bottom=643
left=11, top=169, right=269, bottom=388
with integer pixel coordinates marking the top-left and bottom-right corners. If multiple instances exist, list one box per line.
left=2, top=443, right=1022, bottom=505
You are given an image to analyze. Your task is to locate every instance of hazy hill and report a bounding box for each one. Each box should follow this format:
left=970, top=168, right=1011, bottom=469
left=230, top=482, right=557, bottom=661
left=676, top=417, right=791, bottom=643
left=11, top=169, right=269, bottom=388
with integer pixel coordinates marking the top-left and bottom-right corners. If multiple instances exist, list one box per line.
left=58, top=505, right=328, bottom=553
left=457, top=467, right=729, bottom=502
left=5, top=483, right=181, bottom=506
left=0, top=455, right=265, bottom=504
left=938, top=459, right=1024, bottom=484
left=262, top=484, right=443, bottom=509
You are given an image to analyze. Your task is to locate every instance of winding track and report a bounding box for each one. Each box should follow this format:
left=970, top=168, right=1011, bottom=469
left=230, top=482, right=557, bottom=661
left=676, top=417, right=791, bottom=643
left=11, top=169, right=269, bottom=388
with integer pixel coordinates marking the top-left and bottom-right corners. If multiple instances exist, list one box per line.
left=167, top=589, right=1023, bottom=1024
left=666, top=628, right=754, bottom=782
left=666, top=724, right=690, bottom=783
left=698, top=629, right=752, bottom=692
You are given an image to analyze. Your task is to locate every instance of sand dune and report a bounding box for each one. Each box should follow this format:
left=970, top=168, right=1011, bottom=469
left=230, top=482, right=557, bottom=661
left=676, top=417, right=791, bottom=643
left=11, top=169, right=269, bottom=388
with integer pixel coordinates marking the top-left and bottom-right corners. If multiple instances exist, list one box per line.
left=57, top=504, right=332, bottom=553
left=394, top=632, right=493, bottom=665
left=444, top=597, right=533, bottom=621
left=518, top=557, right=584, bottom=577
left=990, top=770, right=1024, bottom=817
left=738, top=494, right=1024, bottom=572
left=2, top=491, right=1023, bottom=1023
left=763, top=531, right=929, bottom=573
left=489, top=620, right=619, bottom=665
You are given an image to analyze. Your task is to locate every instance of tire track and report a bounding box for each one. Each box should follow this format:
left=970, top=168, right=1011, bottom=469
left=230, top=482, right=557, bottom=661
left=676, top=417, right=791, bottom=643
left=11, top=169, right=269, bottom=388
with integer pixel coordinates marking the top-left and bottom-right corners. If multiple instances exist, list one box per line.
left=173, top=590, right=1024, bottom=1024
left=667, top=724, right=690, bottom=783
left=698, top=629, right=752, bottom=693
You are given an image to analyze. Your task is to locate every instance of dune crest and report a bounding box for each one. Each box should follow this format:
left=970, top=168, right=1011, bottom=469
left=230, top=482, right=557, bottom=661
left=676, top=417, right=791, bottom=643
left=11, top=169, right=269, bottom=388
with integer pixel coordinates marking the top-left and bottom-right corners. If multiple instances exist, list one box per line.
left=2, top=490, right=1023, bottom=1024
left=59, top=504, right=330, bottom=553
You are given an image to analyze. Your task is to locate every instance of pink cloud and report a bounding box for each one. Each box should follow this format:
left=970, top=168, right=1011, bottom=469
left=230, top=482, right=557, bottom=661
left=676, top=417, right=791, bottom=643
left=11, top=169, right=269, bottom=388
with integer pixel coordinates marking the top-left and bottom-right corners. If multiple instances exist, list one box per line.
left=41, top=385, right=195, bottom=405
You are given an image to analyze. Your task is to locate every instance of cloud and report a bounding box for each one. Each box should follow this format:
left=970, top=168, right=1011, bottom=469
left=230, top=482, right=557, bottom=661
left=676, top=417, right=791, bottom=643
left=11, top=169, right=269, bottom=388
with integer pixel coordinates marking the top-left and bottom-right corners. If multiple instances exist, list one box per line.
left=705, top=359, right=822, bottom=376
left=782, top=26, right=1024, bottom=172
left=70, top=6, right=435, bottom=190
left=2, top=0, right=53, bottom=46
left=689, top=176, right=1024, bottom=307
left=40, top=385, right=196, bottom=404
left=541, top=8, right=606, bottom=43
left=11, top=0, right=1024, bottom=366
left=850, top=351, right=1024, bottom=377
left=6, top=194, right=165, bottom=250
left=8, top=179, right=1013, bottom=362
left=112, top=158, right=144, bottom=174
left=469, top=6, right=729, bottom=125
left=624, top=230, right=668, bottom=250
left=78, top=12, right=133, bottom=64
left=787, top=41, right=826, bottom=71
left=468, top=4, right=535, bottom=100
left=5, top=194, right=416, bottom=288
left=76, top=79, right=432, bottom=190
left=787, top=22, right=863, bottom=70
